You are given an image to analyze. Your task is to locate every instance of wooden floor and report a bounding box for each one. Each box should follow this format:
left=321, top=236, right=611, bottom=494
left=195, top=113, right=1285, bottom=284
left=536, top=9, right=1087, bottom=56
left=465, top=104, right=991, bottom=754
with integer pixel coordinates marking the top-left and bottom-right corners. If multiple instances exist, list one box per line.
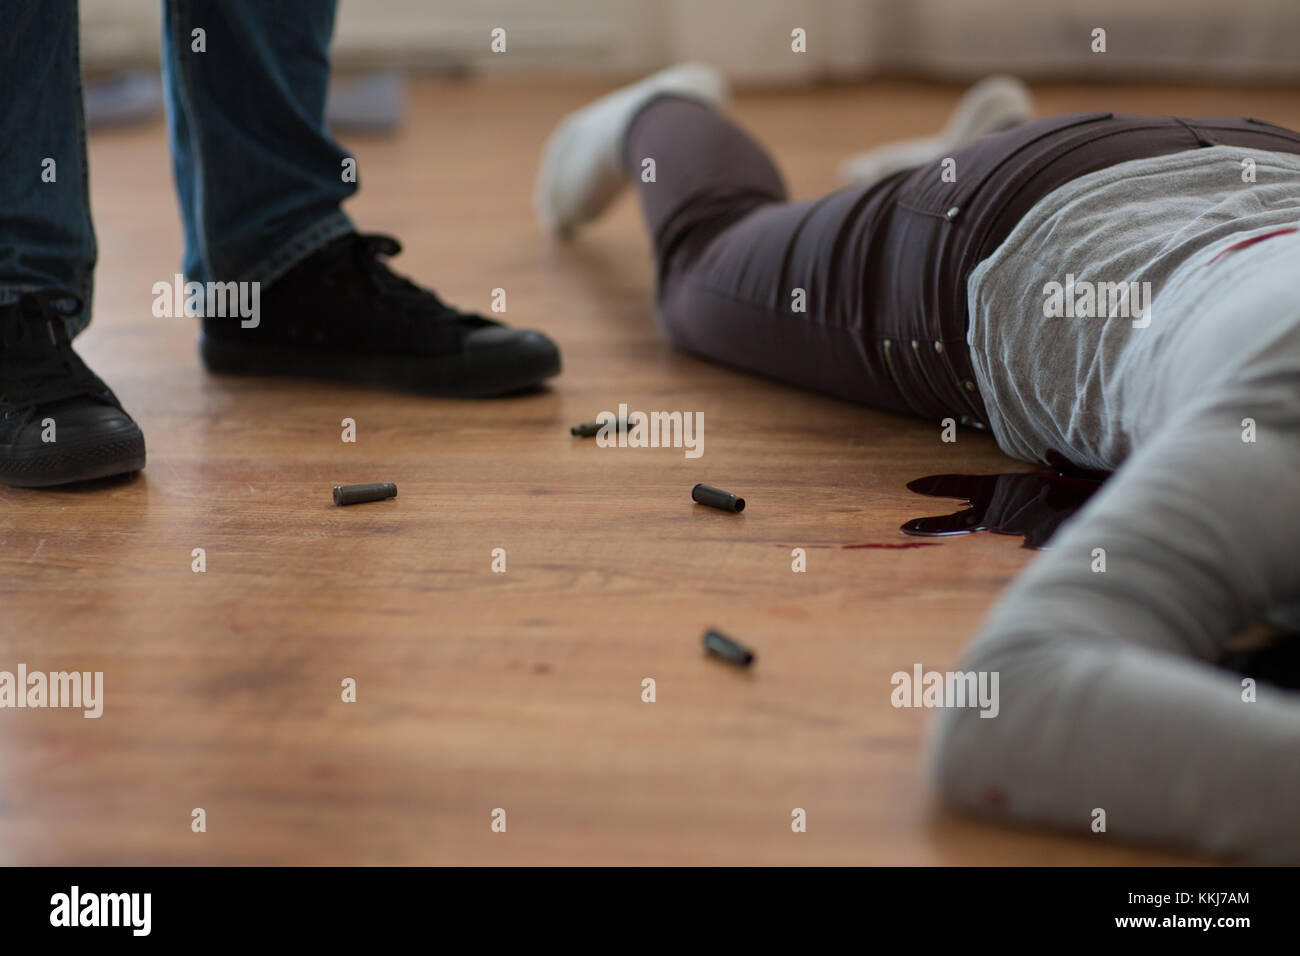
left=3, top=76, right=1295, bottom=866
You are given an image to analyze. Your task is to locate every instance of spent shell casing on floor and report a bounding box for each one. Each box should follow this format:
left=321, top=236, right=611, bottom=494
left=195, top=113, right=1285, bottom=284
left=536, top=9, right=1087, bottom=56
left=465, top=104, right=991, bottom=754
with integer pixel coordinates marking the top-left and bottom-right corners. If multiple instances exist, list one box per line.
left=692, top=483, right=745, bottom=512
left=333, top=482, right=397, bottom=506
left=702, top=628, right=755, bottom=666
left=570, top=418, right=627, bottom=437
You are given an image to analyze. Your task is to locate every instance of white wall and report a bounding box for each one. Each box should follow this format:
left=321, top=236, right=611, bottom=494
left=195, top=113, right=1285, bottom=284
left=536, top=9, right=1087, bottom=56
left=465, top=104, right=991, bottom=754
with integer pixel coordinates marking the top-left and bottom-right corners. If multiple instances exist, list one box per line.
left=79, top=0, right=1300, bottom=81
left=79, top=0, right=668, bottom=73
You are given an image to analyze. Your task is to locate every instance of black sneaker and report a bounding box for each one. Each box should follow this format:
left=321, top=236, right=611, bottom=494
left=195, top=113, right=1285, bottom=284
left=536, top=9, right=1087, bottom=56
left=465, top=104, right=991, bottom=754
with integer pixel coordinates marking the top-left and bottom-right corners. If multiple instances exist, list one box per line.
left=0, top=292, right=146, bottom=487
left=199, top=232, right=562, bottom=396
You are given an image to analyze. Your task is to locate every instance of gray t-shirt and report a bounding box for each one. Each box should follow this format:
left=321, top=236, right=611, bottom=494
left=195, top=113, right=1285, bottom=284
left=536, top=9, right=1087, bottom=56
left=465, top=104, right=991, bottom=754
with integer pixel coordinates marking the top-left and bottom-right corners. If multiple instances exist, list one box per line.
left=929, top=146, right=1300, bottom=861
left=966, top=145, right=1300, bottom=470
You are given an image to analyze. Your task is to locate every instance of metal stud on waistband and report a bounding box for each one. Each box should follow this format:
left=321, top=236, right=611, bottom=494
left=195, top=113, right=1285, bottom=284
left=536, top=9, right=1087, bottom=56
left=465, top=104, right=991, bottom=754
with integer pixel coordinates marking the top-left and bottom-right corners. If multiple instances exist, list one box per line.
left=945, top=206, right=960, bottom=221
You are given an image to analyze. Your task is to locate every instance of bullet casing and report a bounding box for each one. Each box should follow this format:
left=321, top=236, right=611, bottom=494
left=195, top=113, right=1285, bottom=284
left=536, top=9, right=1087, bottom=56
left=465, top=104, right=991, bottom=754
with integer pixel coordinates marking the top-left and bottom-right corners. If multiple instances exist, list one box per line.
left=703, top=628, right=755, bottom=666
left=333, top=482, right=397, bottom=506
left=692, top=483, right=745, bottom=513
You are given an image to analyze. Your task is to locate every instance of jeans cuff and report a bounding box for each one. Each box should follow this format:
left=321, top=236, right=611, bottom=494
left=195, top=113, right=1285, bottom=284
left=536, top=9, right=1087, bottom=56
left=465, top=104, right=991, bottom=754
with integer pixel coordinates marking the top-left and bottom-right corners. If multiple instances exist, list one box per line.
left=0, top=282, right=95, bottom=338
left=237, top=210, right=355, bottom=288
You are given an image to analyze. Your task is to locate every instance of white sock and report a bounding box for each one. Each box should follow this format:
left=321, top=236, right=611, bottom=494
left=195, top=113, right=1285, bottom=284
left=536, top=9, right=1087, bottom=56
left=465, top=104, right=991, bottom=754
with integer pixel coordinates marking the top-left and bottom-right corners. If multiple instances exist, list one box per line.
left=838, top=75, right=1034, bottom=186
left=534, top=63, right=728, bottom=239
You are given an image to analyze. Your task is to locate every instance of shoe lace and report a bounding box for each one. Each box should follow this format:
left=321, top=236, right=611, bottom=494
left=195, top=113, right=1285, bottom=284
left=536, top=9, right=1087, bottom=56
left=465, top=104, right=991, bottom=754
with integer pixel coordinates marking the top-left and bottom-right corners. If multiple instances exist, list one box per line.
left=348, top=234, right=495, bottom=344
left=0, top=291, right=105, bottom=416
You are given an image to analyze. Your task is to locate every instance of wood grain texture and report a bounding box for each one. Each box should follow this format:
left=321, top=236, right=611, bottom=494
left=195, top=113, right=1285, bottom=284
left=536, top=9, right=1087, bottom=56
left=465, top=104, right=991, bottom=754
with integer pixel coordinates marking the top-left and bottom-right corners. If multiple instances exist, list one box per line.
left=4, top=76, right=1292, bottom=865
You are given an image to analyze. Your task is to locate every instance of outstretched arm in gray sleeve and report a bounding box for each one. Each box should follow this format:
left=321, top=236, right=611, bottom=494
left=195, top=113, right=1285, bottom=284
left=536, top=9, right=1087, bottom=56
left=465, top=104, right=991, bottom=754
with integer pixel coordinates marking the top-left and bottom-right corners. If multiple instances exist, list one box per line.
left=928, top=401, right=1300, bottom=861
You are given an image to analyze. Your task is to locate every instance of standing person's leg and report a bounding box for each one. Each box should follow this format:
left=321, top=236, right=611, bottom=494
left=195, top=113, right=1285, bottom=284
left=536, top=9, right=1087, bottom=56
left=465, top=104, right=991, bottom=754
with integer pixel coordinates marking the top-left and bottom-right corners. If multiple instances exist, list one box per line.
left=161, top=0, right=353, bottom=287
left=162, top=0, right=560, bottom=396
left=0, top=0, right=96, bottom=324
left=0, top=0, right=146, bottom=487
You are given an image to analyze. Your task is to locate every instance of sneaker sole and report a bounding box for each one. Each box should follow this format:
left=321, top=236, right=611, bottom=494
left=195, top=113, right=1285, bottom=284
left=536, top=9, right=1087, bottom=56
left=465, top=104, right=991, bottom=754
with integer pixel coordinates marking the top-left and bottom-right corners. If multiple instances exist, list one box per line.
left=199, top=333, right=562, bottom=398
left=0, top=425, right=146, bottom=488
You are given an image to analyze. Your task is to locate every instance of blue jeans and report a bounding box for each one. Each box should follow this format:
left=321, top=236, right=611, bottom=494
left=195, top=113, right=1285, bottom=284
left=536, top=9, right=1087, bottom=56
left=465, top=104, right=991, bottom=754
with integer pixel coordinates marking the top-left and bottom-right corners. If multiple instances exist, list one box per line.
left=0, top=0, right=357, bottom=336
